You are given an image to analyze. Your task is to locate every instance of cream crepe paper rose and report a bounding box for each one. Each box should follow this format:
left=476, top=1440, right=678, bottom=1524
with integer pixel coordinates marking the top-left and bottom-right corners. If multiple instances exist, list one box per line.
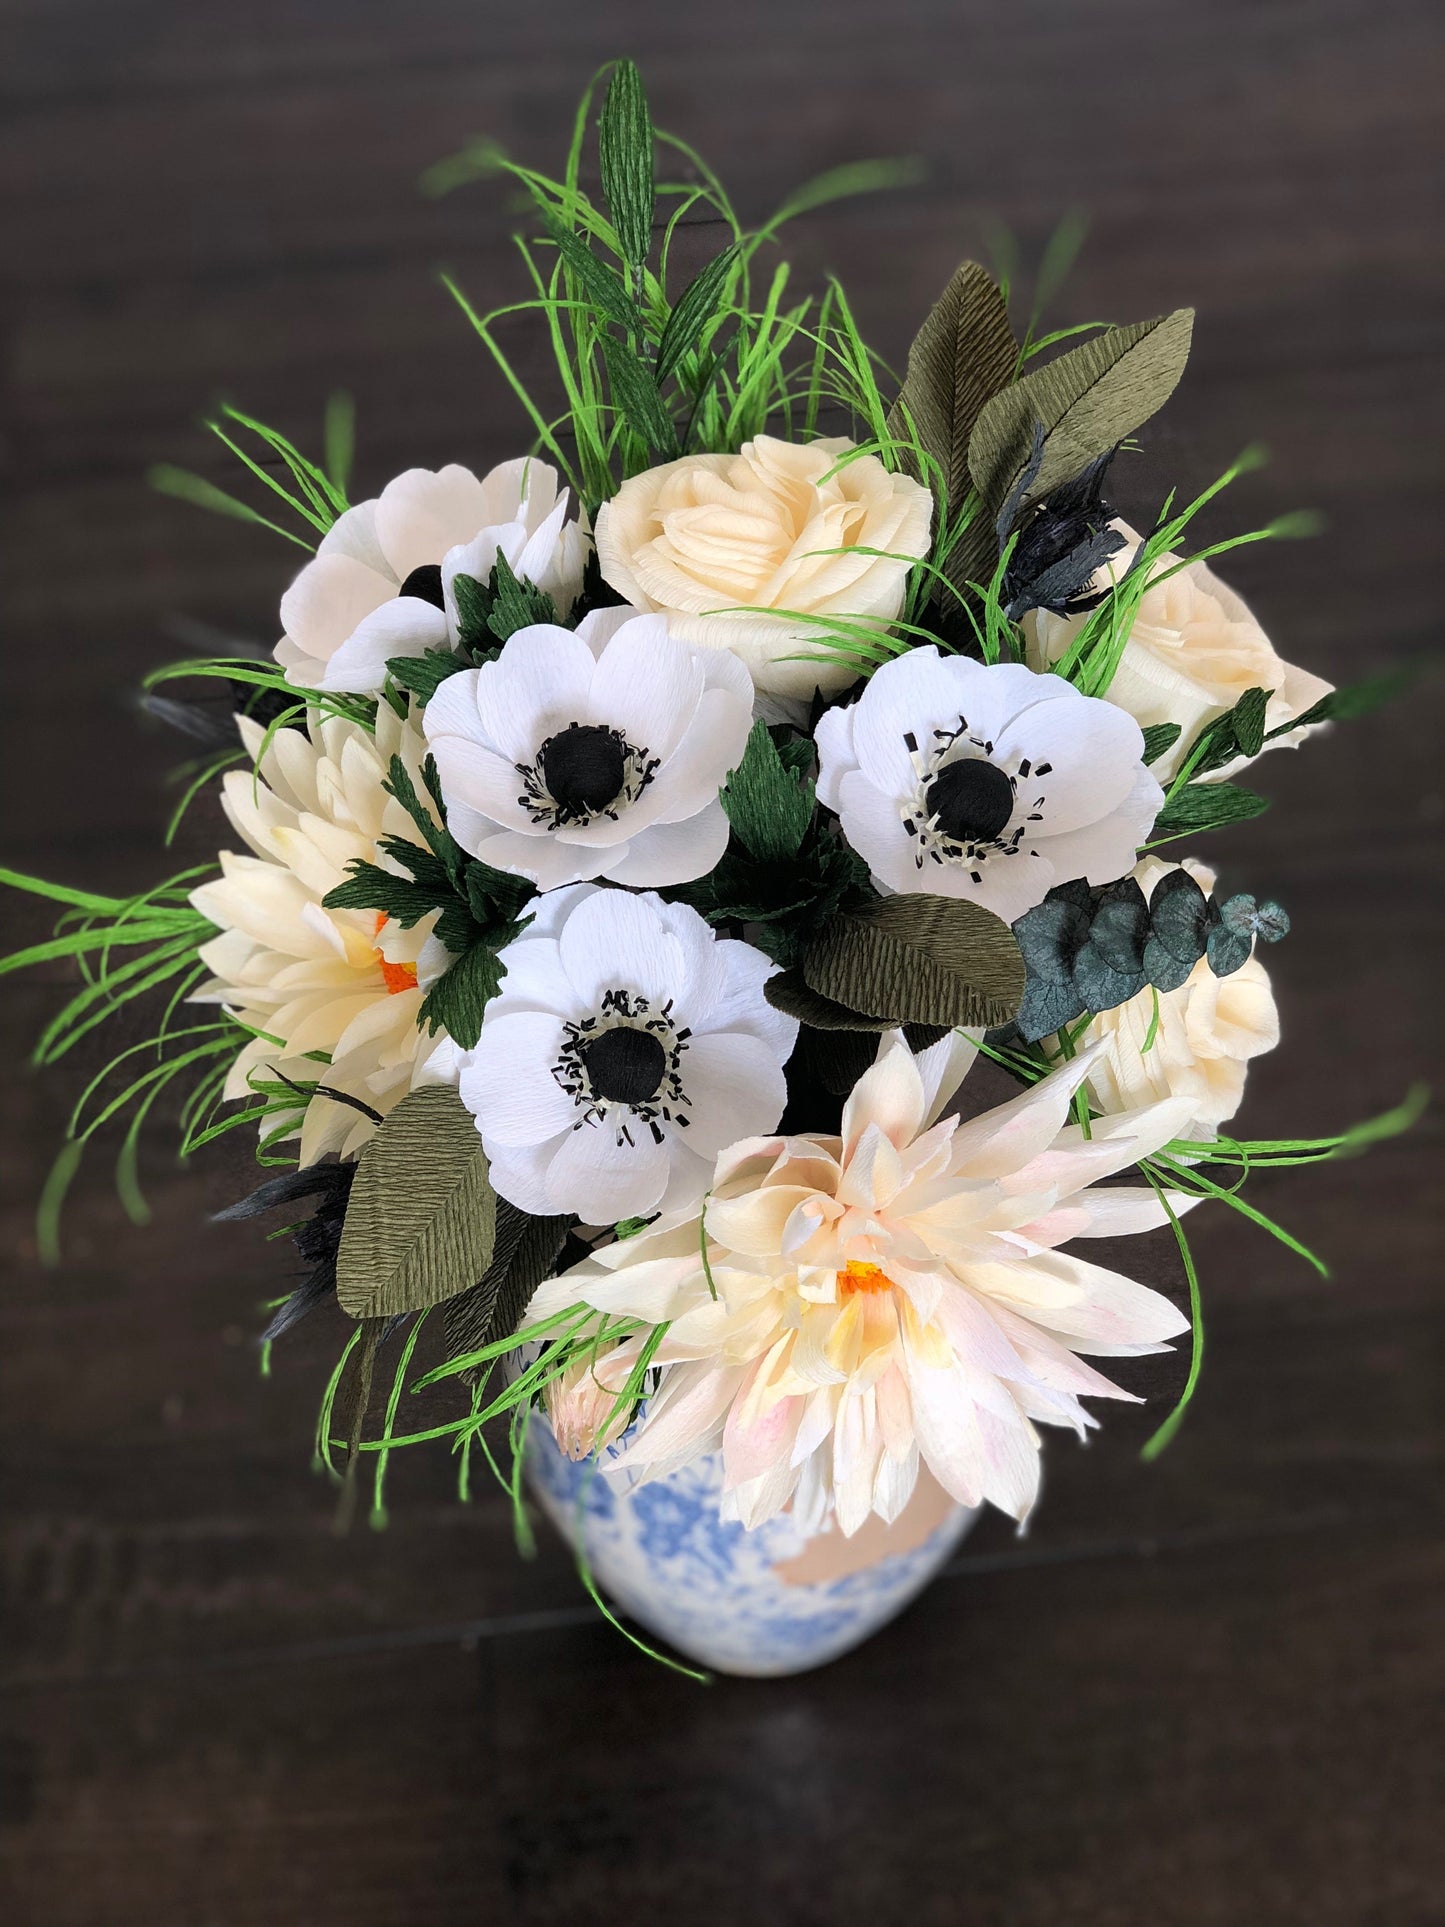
left=594, top=435, right=934, bottom=699
left=1068, top=858, right=1280, bottom=1138
left=1025, top=523, right=1333, bottom=782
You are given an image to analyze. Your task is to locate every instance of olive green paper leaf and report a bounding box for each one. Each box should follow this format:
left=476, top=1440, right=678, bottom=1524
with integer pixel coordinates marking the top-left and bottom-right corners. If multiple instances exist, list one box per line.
left=886, top=260, right=1018, bottom=590
left=969, top=307, right=1194, bottom=515
left=802, top=894, right=1025, bottom=1030
left=764, top=968, right=899, bottom=1031
left=336, top=1086, right=496, bottom=1320
left=598, top=58, right=655, bottom=272
left=444, top=1202, right=572, bottom=1381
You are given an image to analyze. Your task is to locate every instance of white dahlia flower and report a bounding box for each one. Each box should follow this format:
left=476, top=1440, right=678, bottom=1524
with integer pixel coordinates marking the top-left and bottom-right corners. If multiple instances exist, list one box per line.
left=460, top=885, right=797, bottom=1224
left=528, top=1032, right=1196, bottom=1534
left=190, top=705, right=454, bottom=1162
left=422, top=607, right=753, bottom=890
left=816, top=648, right=1163, bottom=922
left=275, top=459, right=590, bottom=694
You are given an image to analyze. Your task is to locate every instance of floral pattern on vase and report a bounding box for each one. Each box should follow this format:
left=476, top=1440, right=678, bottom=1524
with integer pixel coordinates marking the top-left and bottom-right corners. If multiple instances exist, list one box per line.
left=525, top=1413, right=979, bottom=1677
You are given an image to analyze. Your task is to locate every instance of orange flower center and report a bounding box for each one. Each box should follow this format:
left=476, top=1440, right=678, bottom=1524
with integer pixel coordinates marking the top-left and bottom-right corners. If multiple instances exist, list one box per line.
left=372, top=914, right=418, bottom=996
left=838, top=1260, right=892, bottom=1296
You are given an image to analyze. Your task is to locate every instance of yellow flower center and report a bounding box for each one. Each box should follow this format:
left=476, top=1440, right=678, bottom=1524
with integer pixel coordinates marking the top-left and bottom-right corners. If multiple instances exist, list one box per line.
left=838, top=1260, right=892, bottom=1296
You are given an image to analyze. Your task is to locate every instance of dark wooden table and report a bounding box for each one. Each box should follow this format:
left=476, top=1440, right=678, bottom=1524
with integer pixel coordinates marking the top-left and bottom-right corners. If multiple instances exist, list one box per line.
left=2, top=4, right=1441, bottom=1922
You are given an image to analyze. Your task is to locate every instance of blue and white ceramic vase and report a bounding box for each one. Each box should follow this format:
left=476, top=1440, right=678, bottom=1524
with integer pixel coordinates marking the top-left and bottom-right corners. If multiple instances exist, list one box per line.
left=525, top=1416, right=978, bottom=1677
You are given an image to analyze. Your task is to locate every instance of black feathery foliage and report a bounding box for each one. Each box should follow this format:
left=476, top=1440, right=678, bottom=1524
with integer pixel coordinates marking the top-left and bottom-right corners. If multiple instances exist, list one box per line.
left=215, top=1160, right=357, bottom=1343
left=998, top=445, right=1128, bottom=623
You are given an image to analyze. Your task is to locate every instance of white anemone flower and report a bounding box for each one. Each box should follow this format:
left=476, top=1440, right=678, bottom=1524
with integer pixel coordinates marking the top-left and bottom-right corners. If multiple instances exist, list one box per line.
left=461, top=885, right=798, bottom=1224
left=275, top=459, right=590, bottom=694
left=422, top=608, right=754, bottom=890
left=189, top=705, right=454, bottom=1163
left=815, top=648, right=1164, bottom=923
left=528, top=1031, right=1196, bottom=1535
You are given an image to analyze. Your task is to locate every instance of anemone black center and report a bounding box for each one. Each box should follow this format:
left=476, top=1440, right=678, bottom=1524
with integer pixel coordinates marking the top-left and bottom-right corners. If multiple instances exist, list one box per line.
left=581, top=1025, right=667, bottom=1106
left=539, top=724, right=627, bottom=816
left=397, top=563, right=447, bottom=610
left=926, top=757, right=1015, bottom=845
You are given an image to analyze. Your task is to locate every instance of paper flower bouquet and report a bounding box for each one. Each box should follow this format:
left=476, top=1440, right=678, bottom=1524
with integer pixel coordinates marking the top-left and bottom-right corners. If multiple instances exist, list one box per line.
left=6, top=62, right=1417, bottom=1660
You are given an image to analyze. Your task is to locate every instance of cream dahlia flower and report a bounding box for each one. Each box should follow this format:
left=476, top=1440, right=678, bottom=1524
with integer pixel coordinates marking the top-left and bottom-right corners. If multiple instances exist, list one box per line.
left=594, top=435, right=934, bottom=699
left=527, top=1033, right=1196, bottom=1535
left=1025, top=524, right=1333, bottom=783
left=276, top=459, right=590, bottom=694
left=190, top=705, right=453, bottom=1163
left=1068, top=859, right=1280, bottom=1138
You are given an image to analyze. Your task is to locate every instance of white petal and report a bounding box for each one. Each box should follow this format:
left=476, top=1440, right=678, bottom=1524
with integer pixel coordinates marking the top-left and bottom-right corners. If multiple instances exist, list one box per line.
left=278, top=552, right=393, bottom=669
left=603, top=803, right=731, bottom=887
left=948, top=1045, right=1104, bottom=1179
left=588, top=621, right=707, bottom=760
left=557, top=888, right=681, bottom=1007
left=319, top=596, right=450, bottom=694
left=544, top=1119, right=671, bottom=1222
left=996, top=692, right=1143, bottom=832
left=463, top=1012, right=576, bottom=1146
left=677, top=1031, right=790, bottom=1156
left=374, top=464, right=491, bottom=579
left=472, top=626, right=598, bottom=761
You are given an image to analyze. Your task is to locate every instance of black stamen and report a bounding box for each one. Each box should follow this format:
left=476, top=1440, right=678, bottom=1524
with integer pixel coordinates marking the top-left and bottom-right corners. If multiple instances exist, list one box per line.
left=925, top=758, right=1015, bottom=845
left=538, top=723, right=628, bottom=817
left=580, top=1026, right=668, bottom=1107
left=397, top=564, right=447, bottom=610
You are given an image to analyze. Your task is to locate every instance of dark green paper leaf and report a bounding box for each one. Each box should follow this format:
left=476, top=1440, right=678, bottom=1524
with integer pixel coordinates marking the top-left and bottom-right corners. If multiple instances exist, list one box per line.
left=721, top=720, right=815, bottom=863
left=444, top=1201, right=573, bottom=1379
left=537, top=205, right=637, bottom=329
left=323, top=860, right=449, bottom=931
left=452, top=572, right=492, bottom=648
left=1141, top=721, right=1182, bottom=766
left=387, top=648, right=470, bottom=704
left=803, top=894, right=1025, bottom=1030
left=969, top=307, right=1194, bottom=515
left=765, top=969, right=899, bottom=1032
left=1151, top=781, right=1271, bottom=841
left=418, top=936, right=511, bottom=1048
left=485, top=552, right=556, bottom=643
left=599, top=332, right=680, bottom=455
left=598, top=58, right=655, bottom=272
left=335, top=1086, right=497, bottom=1320
left=1279, top=663, right=1417, bottom=734
left=656, top=244, right=739, bottom=384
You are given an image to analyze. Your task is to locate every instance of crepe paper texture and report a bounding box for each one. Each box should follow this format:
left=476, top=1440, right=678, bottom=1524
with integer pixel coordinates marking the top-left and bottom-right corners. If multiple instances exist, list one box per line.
left=1, top=57, right=1424, bottom=1667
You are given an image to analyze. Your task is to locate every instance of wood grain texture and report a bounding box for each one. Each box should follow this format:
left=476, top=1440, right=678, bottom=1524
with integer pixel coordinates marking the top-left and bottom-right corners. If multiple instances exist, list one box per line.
left=1, top=3, right=1442, bottom=1923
